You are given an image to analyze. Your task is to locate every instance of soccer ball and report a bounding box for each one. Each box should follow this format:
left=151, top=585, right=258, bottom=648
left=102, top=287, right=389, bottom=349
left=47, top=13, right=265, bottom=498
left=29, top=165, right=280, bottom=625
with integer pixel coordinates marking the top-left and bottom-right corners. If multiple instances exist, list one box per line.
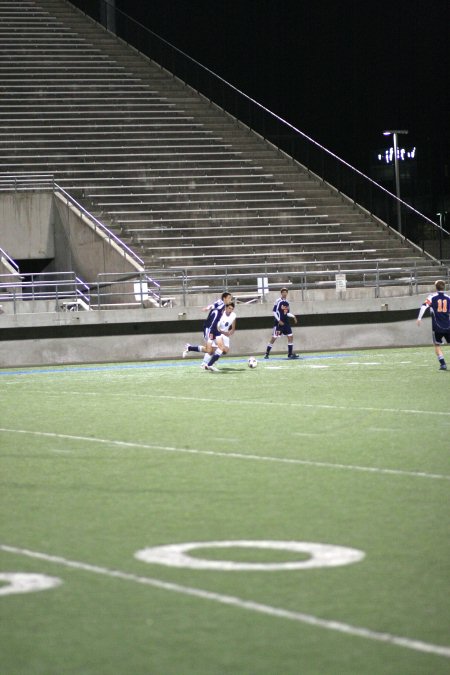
left=247, top=356, right=258, bottom=369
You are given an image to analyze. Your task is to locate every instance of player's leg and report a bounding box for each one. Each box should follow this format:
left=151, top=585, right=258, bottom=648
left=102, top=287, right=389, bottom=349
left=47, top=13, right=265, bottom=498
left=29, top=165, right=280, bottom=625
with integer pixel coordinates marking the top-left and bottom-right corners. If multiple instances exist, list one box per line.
left=216, top=335, right=229, bottom=354
left=200, top=328, right=215, bottom=366
left=286, top=330, right=299, bottom=359
left=183, top=343, right=206, bottom=358
left=433, top=332, right=447, bottom=370
left=205, top=347, right=223, bottom=371
left=264, top=329, right=278, bottom=358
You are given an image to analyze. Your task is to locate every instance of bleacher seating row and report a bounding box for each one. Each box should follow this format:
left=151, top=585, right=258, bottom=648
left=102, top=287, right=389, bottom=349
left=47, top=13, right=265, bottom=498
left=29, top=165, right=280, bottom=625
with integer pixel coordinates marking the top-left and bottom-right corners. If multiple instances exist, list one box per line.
left=0, top=0, right=447, bottom=293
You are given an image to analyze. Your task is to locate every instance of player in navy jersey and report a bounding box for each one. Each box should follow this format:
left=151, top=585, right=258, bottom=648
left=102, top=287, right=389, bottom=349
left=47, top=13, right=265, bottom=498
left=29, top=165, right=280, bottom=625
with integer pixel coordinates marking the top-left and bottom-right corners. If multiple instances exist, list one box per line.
left=417, top=279, right=450, bottom=370
left=264, top=287, right=299, bottom=359
left=204, top=302, right=237, bottom=371
left=183, top=292, right=232, bottom=366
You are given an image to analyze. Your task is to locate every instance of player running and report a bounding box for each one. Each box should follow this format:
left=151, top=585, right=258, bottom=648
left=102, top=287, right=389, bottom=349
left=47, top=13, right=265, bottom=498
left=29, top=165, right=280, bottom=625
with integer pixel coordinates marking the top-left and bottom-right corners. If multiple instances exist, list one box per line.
left=204, top=302, right=237, bottom=371
left=183, top=292, right=232, bottom=367
left=417, top=279, right=450, bottom=370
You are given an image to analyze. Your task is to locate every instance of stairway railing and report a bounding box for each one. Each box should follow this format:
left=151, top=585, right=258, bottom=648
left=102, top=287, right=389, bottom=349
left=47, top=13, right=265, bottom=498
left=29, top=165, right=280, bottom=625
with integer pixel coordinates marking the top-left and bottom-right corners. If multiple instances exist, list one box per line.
left=68, top=0, right=449, bottom=263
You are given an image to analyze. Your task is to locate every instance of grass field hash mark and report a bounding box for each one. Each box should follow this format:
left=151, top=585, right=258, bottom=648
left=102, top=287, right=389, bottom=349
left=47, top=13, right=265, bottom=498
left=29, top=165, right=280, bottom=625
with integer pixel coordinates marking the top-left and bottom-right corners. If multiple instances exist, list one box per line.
left=1, top=543, right=449, bottom=660
left=1, top=427, right=448, bottom=481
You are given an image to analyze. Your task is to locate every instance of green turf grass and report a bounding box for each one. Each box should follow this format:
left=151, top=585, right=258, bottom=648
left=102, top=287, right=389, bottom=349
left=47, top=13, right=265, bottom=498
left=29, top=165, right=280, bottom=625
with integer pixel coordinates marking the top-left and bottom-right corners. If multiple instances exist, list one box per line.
left=1, top=347, right=449, bottom=674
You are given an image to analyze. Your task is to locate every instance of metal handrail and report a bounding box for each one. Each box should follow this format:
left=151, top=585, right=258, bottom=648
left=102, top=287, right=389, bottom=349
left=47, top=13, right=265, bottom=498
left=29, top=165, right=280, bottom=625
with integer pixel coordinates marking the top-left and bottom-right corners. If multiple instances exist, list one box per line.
left=0, top=247, right=20, bottom=272
left=2, top=266, right=448, bottom=313
left=0, top=174, right=147, bottom=270
left=69, top=0, right=449, bottom=262
left=0, top=271, right=92, bottom=311
left=54, top=183, right=145, bottom=269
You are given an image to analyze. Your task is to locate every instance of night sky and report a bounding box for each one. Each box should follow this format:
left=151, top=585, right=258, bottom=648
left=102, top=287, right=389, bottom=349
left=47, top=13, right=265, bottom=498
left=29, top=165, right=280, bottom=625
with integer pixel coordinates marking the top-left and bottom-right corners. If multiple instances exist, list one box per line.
left=112, top=0, right=449, bottom=177
left=65, top=0, right=449, bottom=212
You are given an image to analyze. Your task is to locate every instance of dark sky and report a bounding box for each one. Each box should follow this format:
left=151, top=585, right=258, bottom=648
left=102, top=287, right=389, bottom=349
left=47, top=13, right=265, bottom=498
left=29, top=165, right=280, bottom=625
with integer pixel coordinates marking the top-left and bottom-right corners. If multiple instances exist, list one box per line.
left=113, top=0, right=450, bottom=174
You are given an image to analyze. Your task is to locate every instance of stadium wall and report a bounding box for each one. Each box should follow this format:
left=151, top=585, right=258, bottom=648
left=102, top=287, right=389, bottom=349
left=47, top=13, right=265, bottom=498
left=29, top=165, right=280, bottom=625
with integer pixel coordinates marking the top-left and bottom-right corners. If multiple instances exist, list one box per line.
left=0, top=294, right=427, bottom=367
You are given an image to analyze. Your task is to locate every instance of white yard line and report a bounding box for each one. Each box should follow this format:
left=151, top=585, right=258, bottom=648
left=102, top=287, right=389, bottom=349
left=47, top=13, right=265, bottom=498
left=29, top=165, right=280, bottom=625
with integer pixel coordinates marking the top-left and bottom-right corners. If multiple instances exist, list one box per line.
left=1, top=427, right=448, bottom=481
left=1, top=543, right=449, bottom=659
left=11, top=389, right=450, bottom=417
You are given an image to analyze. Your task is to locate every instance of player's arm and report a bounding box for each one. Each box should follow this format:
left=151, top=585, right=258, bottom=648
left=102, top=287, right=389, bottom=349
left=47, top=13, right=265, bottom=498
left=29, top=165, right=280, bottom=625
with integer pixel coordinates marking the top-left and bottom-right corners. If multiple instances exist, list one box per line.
left=274, top=309, right=284, bottom=325
left=272, top=303, right=281, bottom=323
left=227, top=319, right=236, bottom=336
left=417, top=299, right=431, bottom=324
left=287, top=312, right=298, bottom=324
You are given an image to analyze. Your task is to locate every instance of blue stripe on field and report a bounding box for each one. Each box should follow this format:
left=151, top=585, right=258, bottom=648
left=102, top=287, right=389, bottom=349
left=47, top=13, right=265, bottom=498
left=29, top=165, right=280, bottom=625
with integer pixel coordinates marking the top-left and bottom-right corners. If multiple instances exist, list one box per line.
left=0, top=353, right=359, bottom=377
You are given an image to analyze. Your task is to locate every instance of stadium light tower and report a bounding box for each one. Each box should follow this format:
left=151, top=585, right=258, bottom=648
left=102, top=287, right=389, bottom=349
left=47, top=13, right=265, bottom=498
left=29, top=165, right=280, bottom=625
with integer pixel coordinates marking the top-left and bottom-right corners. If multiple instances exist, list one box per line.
left=383, top=130, right=408, bottom=235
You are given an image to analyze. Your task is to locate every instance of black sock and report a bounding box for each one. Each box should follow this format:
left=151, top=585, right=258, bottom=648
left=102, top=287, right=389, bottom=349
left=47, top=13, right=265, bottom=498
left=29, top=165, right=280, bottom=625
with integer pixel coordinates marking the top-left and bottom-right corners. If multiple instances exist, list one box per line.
left=208, top=353, right=220, bottom=367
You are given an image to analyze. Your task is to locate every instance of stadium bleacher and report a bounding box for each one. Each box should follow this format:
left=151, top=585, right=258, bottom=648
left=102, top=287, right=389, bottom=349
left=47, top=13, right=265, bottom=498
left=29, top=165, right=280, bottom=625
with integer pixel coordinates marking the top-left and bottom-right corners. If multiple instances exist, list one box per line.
left=0, top=0, right=447, bottom=300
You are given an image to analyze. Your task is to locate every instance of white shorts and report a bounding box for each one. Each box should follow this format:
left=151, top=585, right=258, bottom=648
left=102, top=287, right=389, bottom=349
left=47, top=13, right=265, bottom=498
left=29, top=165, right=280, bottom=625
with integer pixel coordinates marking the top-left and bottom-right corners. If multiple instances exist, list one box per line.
left=212, top=334, right=230, bottom=350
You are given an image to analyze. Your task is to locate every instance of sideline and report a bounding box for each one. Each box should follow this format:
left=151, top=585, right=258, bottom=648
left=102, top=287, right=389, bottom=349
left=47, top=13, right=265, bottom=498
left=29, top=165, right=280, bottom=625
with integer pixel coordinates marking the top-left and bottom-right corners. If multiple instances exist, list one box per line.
left=1, top=543, right=449, bottom=659
left=0, top=353, right=356, bottom=377
left=0, top=427, right=449, bottom=481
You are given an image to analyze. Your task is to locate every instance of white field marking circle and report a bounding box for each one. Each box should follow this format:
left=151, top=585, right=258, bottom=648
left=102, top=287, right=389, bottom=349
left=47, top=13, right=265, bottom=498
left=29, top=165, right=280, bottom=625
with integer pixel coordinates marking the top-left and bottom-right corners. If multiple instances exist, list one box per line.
left=1, top=544, right=449, bottom=658
left=134, top=540, right=365, bottom=571
left=0, top=572, right=62, bottom=595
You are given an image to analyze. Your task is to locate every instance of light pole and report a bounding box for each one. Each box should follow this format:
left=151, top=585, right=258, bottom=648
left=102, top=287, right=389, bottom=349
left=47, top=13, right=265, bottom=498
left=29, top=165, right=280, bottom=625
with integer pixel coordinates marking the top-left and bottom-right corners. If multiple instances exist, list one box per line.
left=383, top=130, right=408, bottom=235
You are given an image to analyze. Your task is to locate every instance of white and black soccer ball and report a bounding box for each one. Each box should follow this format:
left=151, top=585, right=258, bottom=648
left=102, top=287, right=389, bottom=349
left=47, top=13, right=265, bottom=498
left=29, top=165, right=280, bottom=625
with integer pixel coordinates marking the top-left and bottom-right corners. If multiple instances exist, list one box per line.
left=247, top=356, right=258, bottom=369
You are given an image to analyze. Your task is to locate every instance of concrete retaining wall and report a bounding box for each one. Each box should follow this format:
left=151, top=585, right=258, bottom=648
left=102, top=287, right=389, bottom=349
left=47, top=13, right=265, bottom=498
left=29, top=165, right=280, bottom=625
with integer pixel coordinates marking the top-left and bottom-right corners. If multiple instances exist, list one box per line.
left=0, top=191, right=54, bottom=260
left=0, top=292, right=428, bottom=367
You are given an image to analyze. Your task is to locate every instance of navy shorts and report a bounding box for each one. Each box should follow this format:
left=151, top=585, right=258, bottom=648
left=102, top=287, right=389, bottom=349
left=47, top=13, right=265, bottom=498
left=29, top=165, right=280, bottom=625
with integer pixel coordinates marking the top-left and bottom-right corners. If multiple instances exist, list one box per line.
left=272, top=322, right=292, bottom=338
left=433, top=329, right=450, bottom=346
left=203, top=324, right=221, bottom=341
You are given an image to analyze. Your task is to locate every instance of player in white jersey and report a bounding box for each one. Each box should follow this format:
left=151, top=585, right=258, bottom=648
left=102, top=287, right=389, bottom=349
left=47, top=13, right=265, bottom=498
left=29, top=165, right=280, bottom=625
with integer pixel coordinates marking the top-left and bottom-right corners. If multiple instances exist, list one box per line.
left=204, top=303, right=237, bottom=371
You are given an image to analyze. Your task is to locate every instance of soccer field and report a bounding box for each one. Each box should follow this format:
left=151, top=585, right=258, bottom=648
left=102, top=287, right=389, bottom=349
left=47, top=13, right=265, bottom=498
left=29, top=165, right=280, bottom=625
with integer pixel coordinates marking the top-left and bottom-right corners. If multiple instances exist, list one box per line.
left=1, top=347, right=449, bottom=674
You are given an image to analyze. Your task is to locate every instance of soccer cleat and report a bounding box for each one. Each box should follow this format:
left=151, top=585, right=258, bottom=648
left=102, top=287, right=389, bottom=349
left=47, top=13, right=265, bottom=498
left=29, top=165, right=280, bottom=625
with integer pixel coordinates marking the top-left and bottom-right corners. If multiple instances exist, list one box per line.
left=288, top=354, right=300, bottom=359
left=264, top=354, right=269, bottom=359
left=205, top=364, right=219, bottom=372
left=439, top=363, right=447, bottom=370
left=182, top=344, right=190, bottom=358
left=200, top=362, right=208, bottom=370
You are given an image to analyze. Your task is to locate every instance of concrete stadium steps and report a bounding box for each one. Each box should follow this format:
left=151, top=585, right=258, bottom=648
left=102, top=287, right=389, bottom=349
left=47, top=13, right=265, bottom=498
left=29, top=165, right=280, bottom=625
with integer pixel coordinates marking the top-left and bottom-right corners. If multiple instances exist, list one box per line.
left=144, top=248, right=427, bottom=266
left=126, top=230, right=411, bottom=249
left=167, top=260, right=441, bottom=279
left=0, top=0, right=443, bottom=291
